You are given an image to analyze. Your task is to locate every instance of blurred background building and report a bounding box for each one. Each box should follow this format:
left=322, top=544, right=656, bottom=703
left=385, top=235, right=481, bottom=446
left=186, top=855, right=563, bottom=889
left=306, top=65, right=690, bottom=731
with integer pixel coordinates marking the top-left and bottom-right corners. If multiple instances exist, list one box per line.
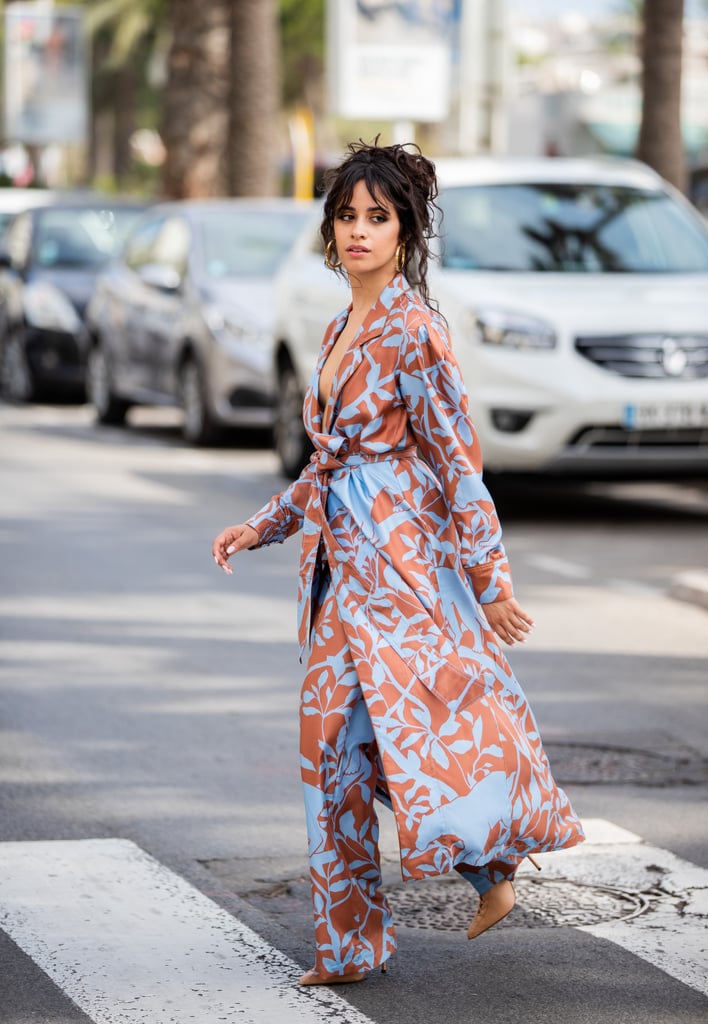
left=507, top=2, right=708, bottom=166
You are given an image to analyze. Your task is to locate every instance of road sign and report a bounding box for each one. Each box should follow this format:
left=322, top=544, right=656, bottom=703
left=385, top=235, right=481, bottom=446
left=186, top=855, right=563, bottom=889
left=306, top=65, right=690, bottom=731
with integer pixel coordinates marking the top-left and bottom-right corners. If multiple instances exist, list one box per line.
left=4, top=3, right=88, bottom=145
left=327, top=0, right=461, bottom=122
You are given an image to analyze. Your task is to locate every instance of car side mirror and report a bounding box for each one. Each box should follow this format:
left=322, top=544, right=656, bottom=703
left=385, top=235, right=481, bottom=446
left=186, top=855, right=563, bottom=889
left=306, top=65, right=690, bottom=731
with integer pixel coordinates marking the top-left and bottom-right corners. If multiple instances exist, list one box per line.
left=138, top=263, right=181, bottom=293
left=0, top=249, right=13, bottom=269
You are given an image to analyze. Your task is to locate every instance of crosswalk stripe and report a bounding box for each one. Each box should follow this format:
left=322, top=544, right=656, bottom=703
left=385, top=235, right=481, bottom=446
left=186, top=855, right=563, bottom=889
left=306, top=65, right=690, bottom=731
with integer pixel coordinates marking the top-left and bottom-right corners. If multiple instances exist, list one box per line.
left=0, top=838, right=375, bottom=1024
left=530, top=818, right=708, bottom=997
left=0, top=821, right=706, bottom=1018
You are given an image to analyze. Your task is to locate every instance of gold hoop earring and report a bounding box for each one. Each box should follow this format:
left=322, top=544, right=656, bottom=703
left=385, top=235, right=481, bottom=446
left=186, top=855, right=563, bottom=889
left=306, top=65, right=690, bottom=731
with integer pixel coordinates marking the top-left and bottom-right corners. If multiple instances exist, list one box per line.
left=395, top=242, right=406, bottom=273
left=324, top=240, right=342, bottom=269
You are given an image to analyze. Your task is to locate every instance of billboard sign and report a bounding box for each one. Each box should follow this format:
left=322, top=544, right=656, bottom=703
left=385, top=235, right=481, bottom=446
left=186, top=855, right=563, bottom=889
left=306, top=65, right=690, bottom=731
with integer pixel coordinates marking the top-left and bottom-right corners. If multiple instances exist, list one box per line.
left=328, top=0, right=460, bottom=122
left=4, top=4, right=88, bottom=145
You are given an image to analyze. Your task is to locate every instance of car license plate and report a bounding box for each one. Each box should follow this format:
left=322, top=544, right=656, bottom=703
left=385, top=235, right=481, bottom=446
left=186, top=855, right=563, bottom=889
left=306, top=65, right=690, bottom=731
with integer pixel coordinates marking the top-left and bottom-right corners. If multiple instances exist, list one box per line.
left=623, top=402, right=708, bottom=429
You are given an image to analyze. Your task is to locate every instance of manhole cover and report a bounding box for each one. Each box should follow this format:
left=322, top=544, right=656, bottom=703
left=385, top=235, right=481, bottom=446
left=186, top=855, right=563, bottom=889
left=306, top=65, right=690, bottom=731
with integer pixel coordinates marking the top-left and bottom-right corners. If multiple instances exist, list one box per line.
left=545, top=743, right=708, bottom=786
left=389, top=876, right=652, bottom=931
left=208, top=865, right=657, bottom=934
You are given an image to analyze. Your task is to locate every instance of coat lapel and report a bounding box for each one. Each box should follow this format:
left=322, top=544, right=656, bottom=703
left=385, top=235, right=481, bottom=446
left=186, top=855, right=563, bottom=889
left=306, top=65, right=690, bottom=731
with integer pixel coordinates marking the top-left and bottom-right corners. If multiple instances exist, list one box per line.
left=303, top=308, right=348, bottom=437
left=325, top=274, right=409, bottom=430
left=316, top=307, right=350, bottom=375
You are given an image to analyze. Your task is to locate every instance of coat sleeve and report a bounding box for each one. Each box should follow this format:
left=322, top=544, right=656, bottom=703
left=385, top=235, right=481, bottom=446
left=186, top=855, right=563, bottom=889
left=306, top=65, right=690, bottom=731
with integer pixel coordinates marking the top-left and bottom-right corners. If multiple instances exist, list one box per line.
left=244, top=458, right=316, bottom=547
left=397, top=313, right=514, bottom=604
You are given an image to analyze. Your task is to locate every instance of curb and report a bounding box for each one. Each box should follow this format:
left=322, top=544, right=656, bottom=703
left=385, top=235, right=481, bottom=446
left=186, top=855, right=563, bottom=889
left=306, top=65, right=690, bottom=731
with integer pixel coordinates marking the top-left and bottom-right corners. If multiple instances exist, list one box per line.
left=668, top=571, right=708, bottom=612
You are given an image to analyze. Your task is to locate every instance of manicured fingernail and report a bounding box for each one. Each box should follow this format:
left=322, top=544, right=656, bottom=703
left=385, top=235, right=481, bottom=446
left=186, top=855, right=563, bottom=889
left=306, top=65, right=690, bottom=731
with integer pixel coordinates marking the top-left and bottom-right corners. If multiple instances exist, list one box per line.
left=226, top=545, right=235, bottom=554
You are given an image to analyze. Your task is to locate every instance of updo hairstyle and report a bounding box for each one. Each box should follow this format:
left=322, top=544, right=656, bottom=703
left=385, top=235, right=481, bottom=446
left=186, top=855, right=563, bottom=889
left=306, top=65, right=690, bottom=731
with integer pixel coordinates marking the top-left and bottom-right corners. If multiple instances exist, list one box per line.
left=320, top=139, right=441, bottom=309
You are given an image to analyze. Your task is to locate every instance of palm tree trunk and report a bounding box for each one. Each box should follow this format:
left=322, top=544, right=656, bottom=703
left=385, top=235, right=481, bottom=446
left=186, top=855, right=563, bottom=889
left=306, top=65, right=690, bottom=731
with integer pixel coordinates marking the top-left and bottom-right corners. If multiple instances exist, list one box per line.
left=162, top=0, right=230, bottom=198
left=114, top=64, right=137, bottom=187
left=228, top=0, right=279, bottom=196
left=636, top=0, right=686, bottom=191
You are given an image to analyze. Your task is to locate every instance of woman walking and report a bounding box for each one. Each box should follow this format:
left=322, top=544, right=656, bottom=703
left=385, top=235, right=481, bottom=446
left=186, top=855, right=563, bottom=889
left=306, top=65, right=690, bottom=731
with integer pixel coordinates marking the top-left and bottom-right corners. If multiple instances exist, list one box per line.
left=212, top=141, right=584, bottom=986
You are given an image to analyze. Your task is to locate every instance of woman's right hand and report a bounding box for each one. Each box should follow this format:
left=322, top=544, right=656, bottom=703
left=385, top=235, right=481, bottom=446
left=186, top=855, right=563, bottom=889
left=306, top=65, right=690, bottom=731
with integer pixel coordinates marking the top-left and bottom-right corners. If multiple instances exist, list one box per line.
left=212, top=524, right=259, bottom=575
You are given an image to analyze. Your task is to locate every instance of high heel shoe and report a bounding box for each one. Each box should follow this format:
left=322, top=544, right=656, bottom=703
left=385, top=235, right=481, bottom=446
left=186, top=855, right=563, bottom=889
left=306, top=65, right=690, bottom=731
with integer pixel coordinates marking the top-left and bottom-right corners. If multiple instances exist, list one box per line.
left=298, top=962, right=388, bottom=986
left=298, top=969, right=366, bottom=986
left=466, top=879, right=515, bottom=940
left=528, top=855, right=542, bottom=871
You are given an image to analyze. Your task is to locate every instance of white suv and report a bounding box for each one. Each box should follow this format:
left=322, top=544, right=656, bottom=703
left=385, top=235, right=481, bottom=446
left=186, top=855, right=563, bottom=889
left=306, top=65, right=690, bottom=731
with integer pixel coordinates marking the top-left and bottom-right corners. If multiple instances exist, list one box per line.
left=272, top=157, right=708, bottom=478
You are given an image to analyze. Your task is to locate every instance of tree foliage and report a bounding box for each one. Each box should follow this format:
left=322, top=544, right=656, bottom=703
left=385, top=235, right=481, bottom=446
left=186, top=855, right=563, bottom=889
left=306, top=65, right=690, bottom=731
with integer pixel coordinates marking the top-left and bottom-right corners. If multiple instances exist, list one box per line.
left=279, top=0, right=325, bottom=108
left=81, top=0, right=324, bottom=105
left=84, top=0, right=167, bottom=68
left=76, top=0, right=323, bottom=193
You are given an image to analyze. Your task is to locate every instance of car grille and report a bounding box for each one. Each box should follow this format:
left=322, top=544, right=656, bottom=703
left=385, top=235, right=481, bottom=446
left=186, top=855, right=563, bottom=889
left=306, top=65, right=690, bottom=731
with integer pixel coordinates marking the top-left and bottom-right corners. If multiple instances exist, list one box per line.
left=574, top=333, right=708, bottom=378
left=569, top=426, right=708, bottom=448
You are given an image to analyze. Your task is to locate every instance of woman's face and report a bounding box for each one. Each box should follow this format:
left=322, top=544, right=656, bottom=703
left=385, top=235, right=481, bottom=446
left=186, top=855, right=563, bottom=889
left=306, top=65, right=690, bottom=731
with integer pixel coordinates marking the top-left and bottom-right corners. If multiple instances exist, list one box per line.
left=333, top=179, right=401, bottom=280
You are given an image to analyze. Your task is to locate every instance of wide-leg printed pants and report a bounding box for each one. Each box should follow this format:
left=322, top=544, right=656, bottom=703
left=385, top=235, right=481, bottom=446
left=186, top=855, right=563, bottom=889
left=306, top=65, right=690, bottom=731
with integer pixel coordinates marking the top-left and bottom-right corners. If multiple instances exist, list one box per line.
left=300, top=578, right=518, bottom=978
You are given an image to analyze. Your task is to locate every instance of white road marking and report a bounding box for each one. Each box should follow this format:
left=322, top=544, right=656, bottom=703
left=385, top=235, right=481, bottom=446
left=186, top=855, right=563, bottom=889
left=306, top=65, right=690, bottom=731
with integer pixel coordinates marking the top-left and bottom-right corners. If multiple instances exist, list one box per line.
left=1, top=822, right=706, bottom=1021
left=525, top=818, right=708, bottom=997
left=524, top=554, right=593, bottom=580
left=0, top=838, right=375, bottom=1024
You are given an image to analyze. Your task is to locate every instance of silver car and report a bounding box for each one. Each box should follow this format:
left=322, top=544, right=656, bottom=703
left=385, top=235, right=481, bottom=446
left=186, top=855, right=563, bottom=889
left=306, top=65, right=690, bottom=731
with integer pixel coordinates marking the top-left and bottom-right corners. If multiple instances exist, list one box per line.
left=85, top=198, right=314, bottom=443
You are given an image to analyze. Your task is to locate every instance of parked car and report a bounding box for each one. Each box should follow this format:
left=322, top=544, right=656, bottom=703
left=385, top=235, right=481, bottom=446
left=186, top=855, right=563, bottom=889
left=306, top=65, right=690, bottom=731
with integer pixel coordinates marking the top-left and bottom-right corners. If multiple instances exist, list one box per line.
left=689, top=165, right=708, bottom=219
left=0, top=187, right=57, bottom=236
left=84, top=198, right=314, bottom=443
left=0, top=199, right=146, bottom=401
left=272, top=156, right=708, bottom=478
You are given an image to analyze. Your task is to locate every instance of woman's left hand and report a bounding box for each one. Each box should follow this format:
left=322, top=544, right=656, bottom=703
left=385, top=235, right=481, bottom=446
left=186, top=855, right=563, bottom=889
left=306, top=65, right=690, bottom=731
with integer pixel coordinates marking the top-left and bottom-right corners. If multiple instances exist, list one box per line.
left=483, top=597, right=535, bottom=646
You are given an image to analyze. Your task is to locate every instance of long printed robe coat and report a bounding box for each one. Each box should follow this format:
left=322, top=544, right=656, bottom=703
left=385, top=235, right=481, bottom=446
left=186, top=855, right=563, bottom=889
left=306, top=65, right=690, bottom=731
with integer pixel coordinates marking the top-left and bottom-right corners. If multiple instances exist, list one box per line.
left=246, top=274, right=584, bottom=968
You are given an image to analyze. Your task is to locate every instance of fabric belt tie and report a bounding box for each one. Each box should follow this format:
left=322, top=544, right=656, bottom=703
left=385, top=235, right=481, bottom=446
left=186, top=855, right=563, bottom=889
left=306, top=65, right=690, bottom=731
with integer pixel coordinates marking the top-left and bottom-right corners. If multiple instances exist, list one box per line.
left=313, top=446, right=417, bottom=475
left=299, top=445, right=418, bottom=655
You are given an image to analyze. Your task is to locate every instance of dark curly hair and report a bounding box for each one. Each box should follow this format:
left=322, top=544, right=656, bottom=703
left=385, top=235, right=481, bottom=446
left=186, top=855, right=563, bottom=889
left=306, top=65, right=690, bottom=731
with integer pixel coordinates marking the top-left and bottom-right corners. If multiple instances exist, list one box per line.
left=320, top=139, right=441, bottom=309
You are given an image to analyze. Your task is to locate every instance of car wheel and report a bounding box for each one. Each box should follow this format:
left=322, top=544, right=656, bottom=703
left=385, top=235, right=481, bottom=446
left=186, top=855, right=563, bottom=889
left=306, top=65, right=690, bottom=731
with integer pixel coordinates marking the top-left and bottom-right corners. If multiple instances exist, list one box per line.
left=2, top=334, right=35, bottom=402
left=87, top=343, right=130, bottom=425
left=275, top=362, right=312, bottom=478
left=180, top=356, right=219, bottom=445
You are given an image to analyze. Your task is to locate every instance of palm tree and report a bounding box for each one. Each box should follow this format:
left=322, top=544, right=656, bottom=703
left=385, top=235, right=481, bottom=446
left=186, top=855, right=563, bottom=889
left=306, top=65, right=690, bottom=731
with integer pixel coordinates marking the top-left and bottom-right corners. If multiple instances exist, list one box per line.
left=85, top=0, right=166, bottom=187
left=228, top=0, right=279, bottom=195
left=161, top=0, right=231, bottom=198
left=87, top=0, right=282, bottom=197
left=636, top=0, right=686, bottom=190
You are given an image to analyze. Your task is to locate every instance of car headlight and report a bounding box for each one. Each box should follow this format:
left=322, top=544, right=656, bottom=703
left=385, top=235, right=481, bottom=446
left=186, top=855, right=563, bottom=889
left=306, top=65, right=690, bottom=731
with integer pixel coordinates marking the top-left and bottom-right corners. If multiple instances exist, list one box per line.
left=472, top=307, right=556, bottom=350
left=23, top=281, right=82, bottom=334
left=204, top=304, right=272, bottom=352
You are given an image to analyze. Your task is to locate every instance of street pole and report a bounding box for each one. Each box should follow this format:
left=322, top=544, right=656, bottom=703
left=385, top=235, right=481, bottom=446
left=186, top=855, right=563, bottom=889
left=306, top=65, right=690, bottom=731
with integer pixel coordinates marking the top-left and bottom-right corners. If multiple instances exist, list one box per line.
left=487, top=0, right=510, bottom=154
left=458, top=0, right=509, bottom=155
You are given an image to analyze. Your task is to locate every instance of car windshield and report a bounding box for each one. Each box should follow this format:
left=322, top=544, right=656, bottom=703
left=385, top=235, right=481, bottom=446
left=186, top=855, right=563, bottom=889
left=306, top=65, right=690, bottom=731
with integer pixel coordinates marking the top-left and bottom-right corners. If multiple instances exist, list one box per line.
left=439, top=183, right=708, bottom=273
left=197, top=209, right=311, bottom=278
left=34, top=207, right=143, bottom=269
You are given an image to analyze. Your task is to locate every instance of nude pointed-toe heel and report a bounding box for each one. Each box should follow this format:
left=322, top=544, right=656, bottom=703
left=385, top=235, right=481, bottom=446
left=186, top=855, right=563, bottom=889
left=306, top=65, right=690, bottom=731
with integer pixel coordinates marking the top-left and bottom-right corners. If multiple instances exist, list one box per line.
left=298, top=961, right=389, bottom=986
left=298, top=969, right=366, bottom=987
left=466, top=879, right=516, bottom=940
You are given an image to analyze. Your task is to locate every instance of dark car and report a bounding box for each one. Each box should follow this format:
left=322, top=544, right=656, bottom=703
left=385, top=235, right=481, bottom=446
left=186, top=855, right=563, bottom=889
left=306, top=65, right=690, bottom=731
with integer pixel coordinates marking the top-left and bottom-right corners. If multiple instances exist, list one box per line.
left=0, top=200, right=147, bottom=401
left=84, top=198, right=313, bottom=444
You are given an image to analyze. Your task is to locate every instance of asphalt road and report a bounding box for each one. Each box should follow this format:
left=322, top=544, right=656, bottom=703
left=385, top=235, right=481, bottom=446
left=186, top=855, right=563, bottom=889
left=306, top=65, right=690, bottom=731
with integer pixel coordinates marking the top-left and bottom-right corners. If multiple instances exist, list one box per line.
left=1, top=402, right=707, bottom=1024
